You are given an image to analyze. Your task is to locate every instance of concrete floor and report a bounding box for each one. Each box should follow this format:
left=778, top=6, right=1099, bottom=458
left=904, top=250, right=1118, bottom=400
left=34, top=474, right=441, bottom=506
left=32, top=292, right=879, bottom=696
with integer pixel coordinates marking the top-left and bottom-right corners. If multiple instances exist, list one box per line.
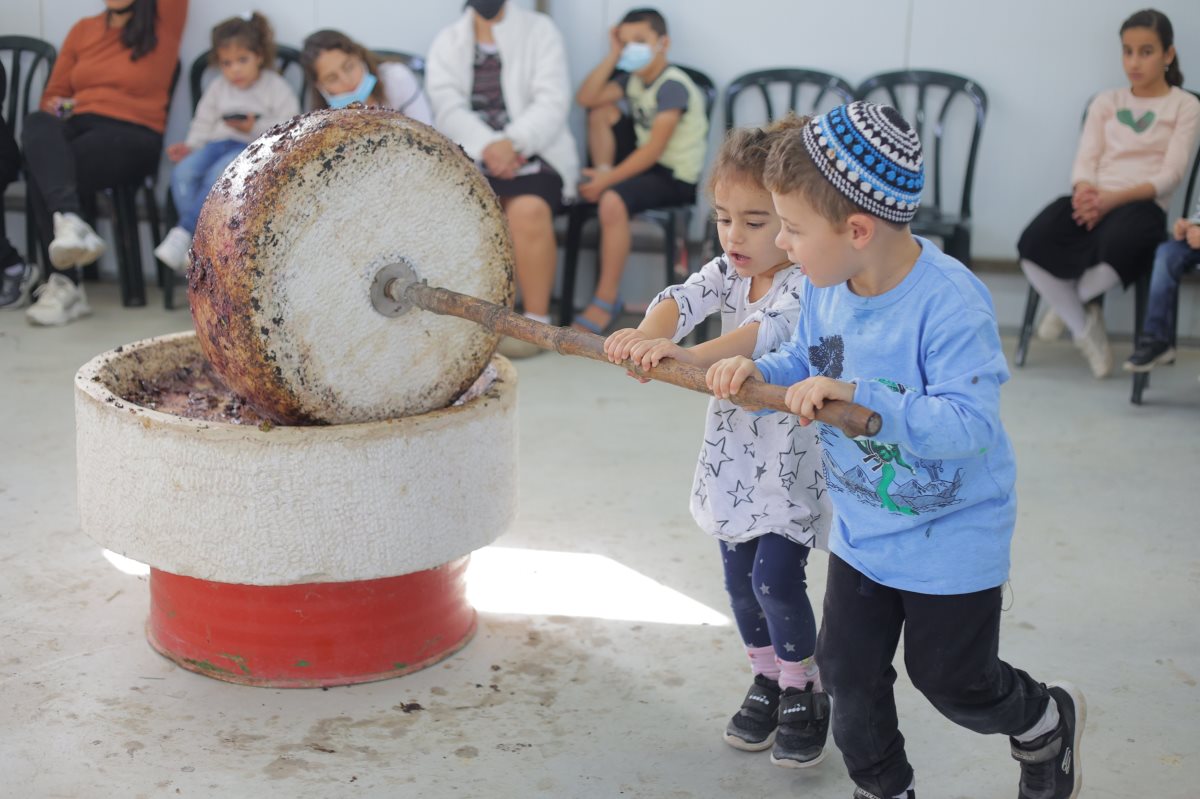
left=1, top=281, right=1198, bottom=799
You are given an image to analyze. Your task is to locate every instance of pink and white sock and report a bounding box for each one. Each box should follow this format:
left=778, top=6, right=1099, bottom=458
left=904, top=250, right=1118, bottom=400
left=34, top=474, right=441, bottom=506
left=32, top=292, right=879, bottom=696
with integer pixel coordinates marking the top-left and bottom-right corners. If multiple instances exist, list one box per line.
left=778, top=655, right=820, bottom=692
left=746, top=645, right=780, bottom=680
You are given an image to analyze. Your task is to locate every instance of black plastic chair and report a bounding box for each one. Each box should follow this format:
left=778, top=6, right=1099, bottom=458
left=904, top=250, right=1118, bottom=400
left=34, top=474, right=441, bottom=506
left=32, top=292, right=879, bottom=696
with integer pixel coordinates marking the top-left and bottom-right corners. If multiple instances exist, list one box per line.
left=723, top=68, right=855, bottom=131
left=1130, top=137, right=1200, bottom=404
left=0, top=36, right=56, bottom=277
left=856, top=70, right=987, bottom=266
left=559, top=65, right=717, bottom=327
left=1014, top=90, right=1200, bottom=385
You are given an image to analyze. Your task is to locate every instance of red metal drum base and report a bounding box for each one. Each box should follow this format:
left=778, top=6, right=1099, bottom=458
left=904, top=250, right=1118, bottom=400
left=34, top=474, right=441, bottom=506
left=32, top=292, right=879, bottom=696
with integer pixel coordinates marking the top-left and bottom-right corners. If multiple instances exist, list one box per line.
left=146, top=557, right=475, bottom=687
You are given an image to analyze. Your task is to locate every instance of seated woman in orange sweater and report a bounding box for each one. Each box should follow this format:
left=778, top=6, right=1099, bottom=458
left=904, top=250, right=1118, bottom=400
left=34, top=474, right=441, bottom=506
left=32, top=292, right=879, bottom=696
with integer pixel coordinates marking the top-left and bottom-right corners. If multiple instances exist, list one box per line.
left=23, top=0, right=188, bottom=326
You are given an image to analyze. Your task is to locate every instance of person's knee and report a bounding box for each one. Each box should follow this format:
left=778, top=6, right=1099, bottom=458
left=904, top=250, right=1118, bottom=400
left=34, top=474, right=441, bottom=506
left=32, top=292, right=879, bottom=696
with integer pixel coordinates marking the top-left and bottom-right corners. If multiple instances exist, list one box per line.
left=505, top=195, right=552, bottom=235
left=588, top=104, right=621, bottom=130
left=20, top=111, right=56, bottom=146
left=905, top=650, right=992, bottom=703
left=597, top=190, right=628, bottom=226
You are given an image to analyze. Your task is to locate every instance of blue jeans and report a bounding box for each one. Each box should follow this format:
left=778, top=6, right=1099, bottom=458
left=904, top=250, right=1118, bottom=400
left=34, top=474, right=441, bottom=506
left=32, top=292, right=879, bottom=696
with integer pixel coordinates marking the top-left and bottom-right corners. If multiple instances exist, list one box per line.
left=170, top=140, right=245, bottom=233
left=1143, top=237, right=1200, bottom=343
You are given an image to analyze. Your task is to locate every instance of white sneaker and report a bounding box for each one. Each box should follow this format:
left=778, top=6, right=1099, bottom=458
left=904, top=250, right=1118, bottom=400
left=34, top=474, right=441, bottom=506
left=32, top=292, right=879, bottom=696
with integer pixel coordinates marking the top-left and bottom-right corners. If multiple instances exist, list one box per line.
left=1074, top=303, right=1112, bottom=379
left=1035, top=308, right=1066, bottom=341
left=48, top=211, right=106, bottom=269
left=154, top=226, right=193, bottom=273
left=26, top=273, right=92, bottom=326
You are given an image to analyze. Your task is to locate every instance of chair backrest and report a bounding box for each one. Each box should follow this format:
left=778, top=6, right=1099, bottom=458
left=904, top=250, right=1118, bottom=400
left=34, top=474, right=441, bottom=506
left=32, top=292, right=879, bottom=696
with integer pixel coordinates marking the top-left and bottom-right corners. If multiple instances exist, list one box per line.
left=0, top=35, right=56, bottom=137
left=372, top=50, right=426, bottom=80
left=189, top=44, right=307, bottom=112
left=856, top=70, right=988, bottom=220
left=724, top=68, right=855, bottom=131
left=673, top=64, right=717, bottom=125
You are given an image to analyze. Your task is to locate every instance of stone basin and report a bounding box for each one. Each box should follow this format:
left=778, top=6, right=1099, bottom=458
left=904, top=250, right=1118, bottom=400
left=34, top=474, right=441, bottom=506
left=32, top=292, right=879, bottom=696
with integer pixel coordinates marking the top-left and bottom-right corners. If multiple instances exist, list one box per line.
left=74, top=331, right=517, bottom=687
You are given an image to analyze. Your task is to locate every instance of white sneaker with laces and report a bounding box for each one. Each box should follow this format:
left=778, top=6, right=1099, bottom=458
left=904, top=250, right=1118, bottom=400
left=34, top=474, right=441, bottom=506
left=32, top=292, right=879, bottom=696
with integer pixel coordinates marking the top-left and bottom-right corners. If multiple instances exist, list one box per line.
left=1073, top=304, right=1112, bottom=379
left=1036, top=308, right=1066, bottom=341
left=154, top=226, right=193, bottom=273
left=48, top=211, right=106, bottom=269
left=26, top=273, right=92, bottom=326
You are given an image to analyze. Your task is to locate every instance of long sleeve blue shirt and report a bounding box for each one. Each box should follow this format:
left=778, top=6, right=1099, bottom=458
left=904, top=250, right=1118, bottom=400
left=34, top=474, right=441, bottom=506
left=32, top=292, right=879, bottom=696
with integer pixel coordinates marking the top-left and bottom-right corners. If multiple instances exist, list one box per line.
left=755, top=238, right=1017, bottom=594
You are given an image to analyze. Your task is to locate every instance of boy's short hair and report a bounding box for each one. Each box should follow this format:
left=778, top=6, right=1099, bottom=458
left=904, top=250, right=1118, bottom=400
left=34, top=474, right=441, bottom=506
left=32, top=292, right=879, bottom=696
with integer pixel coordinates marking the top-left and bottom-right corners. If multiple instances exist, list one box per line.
left=765, top=102, right=924, bottom=227
left=620, top=7, right=668, bottom=36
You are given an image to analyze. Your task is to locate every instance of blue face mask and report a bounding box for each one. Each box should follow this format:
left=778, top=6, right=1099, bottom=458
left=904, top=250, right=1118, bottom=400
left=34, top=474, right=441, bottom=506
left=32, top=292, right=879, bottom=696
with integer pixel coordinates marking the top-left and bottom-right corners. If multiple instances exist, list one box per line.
left=322, top=71, right=377, bottom=109
left=616, top=42, right=656, bottom=73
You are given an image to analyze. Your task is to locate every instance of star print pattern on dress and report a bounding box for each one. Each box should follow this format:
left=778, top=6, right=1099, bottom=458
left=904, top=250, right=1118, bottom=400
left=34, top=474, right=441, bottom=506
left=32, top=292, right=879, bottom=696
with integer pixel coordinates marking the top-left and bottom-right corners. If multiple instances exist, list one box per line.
left=714, top=407, right=738, bottom=432
left=727, top=480, right=756, bottom=507
left=806, top=470, right=826, bottom=501
left=703, top=435, right=734, bottom=477
left=644, top=255, right=831, bottom=550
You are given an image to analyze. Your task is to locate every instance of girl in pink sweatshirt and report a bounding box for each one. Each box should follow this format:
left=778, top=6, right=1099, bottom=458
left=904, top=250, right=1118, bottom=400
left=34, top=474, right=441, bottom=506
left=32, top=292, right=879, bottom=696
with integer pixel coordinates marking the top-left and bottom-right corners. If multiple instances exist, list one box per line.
left=1018, top=8, right=1200, bottom=379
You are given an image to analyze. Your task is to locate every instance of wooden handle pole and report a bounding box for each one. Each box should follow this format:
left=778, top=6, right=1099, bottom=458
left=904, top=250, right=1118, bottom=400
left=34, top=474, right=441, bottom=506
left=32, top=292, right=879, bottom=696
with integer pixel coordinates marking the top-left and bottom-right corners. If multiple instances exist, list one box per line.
left=400, top=282, right=882, bottom=439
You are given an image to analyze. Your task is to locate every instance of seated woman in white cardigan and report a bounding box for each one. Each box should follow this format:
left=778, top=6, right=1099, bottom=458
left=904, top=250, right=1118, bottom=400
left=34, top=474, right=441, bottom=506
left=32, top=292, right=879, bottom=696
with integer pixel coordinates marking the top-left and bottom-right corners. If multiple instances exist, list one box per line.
left=426, top=0, right=579, bottom=358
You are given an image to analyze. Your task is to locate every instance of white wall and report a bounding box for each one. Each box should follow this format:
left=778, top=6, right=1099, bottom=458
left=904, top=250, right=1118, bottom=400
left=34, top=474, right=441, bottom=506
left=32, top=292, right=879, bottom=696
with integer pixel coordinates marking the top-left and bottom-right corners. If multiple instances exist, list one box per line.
left=3, top=0, right=1200, bottom=259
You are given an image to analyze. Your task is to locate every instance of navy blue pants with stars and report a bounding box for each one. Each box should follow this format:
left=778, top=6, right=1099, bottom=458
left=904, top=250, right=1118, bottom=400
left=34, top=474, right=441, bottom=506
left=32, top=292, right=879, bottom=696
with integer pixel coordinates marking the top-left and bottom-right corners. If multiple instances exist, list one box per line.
left=720, top=533, right=816, bottom=662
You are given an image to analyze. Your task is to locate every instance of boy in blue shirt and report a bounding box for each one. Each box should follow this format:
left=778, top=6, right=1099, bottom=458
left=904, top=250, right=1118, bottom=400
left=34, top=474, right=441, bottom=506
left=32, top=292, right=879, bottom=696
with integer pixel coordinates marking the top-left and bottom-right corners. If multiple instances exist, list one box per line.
left=708, top=103, right=1085, bottom=799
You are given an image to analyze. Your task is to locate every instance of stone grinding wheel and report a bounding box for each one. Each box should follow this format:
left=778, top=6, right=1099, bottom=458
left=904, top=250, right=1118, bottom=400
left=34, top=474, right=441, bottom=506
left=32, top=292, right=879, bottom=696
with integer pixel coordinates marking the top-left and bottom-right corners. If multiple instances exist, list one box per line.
left=189, top=106, right=513, bottom=425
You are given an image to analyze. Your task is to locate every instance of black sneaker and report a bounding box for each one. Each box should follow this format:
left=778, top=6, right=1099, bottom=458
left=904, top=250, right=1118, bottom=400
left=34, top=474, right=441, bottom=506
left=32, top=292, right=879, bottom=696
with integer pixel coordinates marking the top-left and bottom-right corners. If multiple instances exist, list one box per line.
left=723, top=673, right=781, bottom=751
left=770, top=681, right=829, bottom=768
left=1010, top=682, right=1085, bottom=799
left=0, top=261, right=36, bottom=310
left=852, top=788, right=915, bottom=798
left=1123, top=338, right=1176, bottom=372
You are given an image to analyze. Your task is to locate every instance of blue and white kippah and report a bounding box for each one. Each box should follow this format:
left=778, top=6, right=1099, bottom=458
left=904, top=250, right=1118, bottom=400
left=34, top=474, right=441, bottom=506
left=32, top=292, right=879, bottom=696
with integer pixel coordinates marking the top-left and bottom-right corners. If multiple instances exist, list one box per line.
left=800, top=101, right=924, bottom=224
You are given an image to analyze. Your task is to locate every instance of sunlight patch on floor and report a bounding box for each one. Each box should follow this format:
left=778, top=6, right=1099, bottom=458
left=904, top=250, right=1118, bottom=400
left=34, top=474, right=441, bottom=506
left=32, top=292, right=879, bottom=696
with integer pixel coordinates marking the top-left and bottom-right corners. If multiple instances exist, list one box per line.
left=467, top=546, right=729, bottom=625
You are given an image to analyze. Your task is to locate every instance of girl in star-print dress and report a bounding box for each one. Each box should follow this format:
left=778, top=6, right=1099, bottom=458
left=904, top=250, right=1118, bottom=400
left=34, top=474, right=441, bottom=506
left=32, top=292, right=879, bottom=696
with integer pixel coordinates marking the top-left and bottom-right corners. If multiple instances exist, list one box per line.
left=604, top=119, right=832, bottom=769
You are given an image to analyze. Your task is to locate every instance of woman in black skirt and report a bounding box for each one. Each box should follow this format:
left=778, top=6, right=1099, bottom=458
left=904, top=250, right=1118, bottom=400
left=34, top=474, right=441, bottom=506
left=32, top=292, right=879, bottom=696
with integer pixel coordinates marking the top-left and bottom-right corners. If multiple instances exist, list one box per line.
left=1018, top=9, right=1200, bottom=377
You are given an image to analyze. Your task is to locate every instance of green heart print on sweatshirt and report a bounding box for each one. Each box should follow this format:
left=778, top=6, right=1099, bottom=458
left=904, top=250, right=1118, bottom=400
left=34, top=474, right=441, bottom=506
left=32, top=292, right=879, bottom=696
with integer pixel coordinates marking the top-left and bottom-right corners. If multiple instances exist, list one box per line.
left=1117, top=108, right=1155, bottom=133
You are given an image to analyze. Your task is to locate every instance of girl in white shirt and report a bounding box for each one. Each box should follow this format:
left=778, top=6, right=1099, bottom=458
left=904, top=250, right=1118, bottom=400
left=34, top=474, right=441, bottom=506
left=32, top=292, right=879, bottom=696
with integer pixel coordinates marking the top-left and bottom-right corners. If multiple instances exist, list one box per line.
left=299, top=29, right=432, bottom=124
left=605, top=120, right=832, bottom=769
left=155, top=12, right=300, bottom=272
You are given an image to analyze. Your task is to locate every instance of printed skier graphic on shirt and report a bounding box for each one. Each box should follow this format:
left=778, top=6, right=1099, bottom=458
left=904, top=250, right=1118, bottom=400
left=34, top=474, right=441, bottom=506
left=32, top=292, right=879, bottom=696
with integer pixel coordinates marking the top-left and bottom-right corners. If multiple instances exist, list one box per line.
left=810, top=336, right=965, bottom=516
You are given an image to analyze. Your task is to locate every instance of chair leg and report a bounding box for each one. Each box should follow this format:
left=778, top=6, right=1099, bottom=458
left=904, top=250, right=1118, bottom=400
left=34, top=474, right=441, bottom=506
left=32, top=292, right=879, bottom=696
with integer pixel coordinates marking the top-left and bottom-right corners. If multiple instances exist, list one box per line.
left=1133, top=270, right=1150, bottom=340
left=558, top=205, right=586, bottom=326
left=949, top=226, right=971, bottom=268
left=1131, top=371, right=1149, bottom=404
left=147, top=183, right=176, bottom=309
left=1015, top=285, right=1039, bottom=367
left=114, top=186, right=146, bottom=307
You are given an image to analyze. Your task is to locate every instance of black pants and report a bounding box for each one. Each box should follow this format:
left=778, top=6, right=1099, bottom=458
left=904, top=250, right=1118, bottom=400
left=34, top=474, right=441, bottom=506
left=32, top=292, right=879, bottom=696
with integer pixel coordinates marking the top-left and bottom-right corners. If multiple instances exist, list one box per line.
left=21, top=111, right=161, bottom=272
left=0, top=61, right=22, bottom=267
left=817, top=553, right=1050, bottom=797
